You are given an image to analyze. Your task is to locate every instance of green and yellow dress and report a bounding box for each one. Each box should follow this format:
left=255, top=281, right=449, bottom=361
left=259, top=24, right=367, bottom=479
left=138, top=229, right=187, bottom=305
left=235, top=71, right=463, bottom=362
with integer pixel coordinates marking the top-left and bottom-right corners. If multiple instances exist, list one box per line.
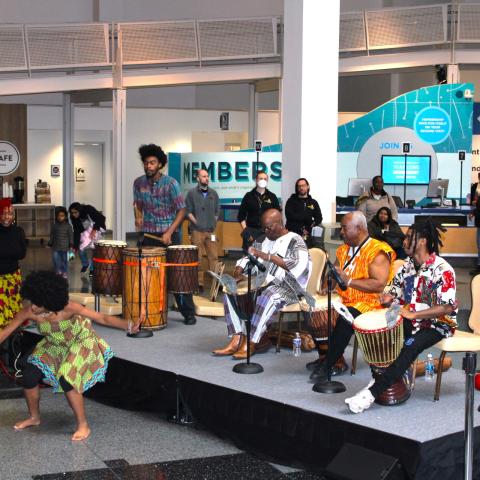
left=28, top=315, right=114, bottom=393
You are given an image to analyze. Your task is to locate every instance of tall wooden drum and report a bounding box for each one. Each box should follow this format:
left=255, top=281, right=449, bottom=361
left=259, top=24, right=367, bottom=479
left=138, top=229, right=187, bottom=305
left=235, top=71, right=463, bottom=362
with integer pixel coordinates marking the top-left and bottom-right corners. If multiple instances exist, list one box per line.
left=122, top=247, right=168, bottom=330
left=166, top=245, right=199, bottom=294
left=92, top=240, right=127, bottom=296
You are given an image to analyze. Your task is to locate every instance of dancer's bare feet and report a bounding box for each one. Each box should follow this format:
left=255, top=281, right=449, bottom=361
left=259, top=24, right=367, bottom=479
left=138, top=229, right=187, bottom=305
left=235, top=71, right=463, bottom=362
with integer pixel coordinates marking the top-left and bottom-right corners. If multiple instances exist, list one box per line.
left=14, top=417, right=40, bottom=430
left=71, top=423, right=90, bottom=441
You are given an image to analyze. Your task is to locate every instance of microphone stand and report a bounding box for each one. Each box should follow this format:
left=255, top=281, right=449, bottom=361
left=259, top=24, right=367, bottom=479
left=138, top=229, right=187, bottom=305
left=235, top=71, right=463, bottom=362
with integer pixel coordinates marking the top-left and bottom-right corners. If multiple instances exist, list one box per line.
left=233, top=261, right=263, bottom=374
left=312, top=267, right=346, bottom=394
left=127, top=234, right=153, bottom=338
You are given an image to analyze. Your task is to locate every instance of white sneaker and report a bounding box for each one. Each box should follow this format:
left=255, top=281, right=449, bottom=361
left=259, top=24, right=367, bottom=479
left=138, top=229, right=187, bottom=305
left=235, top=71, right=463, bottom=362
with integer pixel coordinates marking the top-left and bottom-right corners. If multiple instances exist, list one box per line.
left=345, top=388, right=375, bottom=414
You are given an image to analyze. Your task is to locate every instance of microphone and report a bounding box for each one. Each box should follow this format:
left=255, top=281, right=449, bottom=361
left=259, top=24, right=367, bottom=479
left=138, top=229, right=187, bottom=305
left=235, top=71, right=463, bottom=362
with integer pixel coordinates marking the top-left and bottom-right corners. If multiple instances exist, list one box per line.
left=326, top=258, right=347, bottom=291
left=246, top=253, right=267, bottom=272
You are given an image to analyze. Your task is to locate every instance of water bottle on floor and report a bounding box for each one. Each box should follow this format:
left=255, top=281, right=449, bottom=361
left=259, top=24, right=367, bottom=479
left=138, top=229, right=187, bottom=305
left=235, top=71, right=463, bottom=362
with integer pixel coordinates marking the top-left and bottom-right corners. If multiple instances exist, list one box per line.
left=425, top=353, right=435, bottom=381
left=293, top=332, right=302, bottom=357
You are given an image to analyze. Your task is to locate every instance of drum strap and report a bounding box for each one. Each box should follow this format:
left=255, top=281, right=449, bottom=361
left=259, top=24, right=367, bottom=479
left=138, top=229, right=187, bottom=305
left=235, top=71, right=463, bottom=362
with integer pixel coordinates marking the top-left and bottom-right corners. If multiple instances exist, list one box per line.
left=343, top=236, right=370, bottom=270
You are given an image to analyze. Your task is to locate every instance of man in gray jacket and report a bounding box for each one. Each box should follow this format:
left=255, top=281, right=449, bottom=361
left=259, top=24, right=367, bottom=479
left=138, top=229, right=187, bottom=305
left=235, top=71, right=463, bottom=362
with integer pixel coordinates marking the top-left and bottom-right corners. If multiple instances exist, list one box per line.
left=185, top=169, right=220, bottom=288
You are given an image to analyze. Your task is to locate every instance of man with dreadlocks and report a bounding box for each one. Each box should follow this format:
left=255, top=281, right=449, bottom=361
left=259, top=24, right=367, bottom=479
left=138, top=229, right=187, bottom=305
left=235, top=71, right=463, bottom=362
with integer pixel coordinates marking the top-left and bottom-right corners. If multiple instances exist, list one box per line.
left=345, top=219, right=457, bottom=413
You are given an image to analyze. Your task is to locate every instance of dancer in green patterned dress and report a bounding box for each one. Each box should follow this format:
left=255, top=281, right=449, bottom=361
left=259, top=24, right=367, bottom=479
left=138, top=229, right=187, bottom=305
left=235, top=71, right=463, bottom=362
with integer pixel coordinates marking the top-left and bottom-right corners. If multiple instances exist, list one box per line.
left=0, top=271, right=138, bottom=441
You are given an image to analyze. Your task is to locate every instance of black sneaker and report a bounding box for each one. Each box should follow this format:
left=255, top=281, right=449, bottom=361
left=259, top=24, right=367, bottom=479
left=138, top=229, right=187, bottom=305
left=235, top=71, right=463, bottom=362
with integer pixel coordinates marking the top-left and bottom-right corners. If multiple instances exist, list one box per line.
left=309, top=362, right=349, bottom=383
left=88, top=270, right=94, bottom=277
left=184, top=316, right=197, bottom=325
left=80, top=266, right=88, bottom=273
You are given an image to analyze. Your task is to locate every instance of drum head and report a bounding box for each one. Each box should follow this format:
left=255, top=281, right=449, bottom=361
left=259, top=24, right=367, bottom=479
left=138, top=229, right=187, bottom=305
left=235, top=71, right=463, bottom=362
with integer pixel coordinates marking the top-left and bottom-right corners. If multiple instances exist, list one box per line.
left=123, top=247, right=166, bottom=257
left=353, top=308, right=400, bottom=332
left=95, top=240, right=127, bottom=247
left=167, top=245, right=198, bottom=250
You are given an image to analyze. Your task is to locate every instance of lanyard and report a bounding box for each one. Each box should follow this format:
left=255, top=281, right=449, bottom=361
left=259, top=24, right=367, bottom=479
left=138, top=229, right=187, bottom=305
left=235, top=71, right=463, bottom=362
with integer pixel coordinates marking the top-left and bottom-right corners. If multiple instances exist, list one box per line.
left=343, top=236, right=370, bottom=270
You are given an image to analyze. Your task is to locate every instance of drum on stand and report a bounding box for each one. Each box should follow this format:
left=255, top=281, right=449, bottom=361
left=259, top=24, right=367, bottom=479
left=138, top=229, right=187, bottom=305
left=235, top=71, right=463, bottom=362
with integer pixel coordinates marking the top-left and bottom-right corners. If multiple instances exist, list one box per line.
left=92, top=240, right=127, bottom=296
left=353, top=309, right=410, bottom=406
left=122, top=247, right=168, bottom=330
left=166, top=245, right=199, bottom=294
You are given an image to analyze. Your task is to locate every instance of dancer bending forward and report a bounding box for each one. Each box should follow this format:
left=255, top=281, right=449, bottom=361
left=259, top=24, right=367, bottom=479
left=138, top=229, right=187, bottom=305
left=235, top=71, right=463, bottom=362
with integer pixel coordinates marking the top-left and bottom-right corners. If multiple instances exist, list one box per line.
left=0, top=270, right=136, bottom=441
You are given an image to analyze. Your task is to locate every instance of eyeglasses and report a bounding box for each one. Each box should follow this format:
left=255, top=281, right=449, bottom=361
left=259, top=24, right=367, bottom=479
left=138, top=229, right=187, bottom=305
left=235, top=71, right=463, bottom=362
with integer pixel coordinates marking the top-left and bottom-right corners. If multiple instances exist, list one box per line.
left=262, top=223, right=277, bottom=233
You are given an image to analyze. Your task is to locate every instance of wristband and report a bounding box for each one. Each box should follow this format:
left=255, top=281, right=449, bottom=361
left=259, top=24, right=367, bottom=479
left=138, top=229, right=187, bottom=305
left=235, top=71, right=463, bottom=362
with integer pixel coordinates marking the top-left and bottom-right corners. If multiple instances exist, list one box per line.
left=268, top=253, right=271, bottom=262
left=346, top=277, right=352, bottom=288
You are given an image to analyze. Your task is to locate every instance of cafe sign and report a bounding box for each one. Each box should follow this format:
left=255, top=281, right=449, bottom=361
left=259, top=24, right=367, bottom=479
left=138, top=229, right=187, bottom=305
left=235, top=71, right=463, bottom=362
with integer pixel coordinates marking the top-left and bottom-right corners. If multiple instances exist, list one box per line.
left=0, top=141, right=20, bottom=175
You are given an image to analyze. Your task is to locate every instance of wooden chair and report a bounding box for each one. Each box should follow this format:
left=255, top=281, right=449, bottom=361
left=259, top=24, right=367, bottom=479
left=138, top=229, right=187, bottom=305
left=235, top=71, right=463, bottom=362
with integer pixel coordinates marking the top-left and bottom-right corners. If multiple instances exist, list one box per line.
left=432, top=274, right=480, bottom=401
left=351, top=257, right=406, bottom=375
left=192, top=261, right=225, bottom=317
left=275, top=248, right=326, bottom=352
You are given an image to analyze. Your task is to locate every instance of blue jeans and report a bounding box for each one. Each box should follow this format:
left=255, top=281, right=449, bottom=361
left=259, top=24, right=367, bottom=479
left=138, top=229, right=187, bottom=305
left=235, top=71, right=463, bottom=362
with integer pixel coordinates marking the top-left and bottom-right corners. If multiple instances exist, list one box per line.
left=79, top=249, right=92, bottom=270
left=53, top=250, right=68, bottom=275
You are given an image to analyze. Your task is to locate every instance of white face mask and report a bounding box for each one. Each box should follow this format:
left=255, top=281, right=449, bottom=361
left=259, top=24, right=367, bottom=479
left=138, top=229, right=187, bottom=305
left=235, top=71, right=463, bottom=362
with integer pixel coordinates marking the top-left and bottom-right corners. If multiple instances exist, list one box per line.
left=257, top=179, right=268, bottom=189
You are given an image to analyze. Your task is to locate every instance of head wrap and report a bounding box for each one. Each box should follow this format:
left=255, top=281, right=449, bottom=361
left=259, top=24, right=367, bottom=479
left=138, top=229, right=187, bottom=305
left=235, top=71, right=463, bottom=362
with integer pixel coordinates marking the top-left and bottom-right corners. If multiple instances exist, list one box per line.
left=0, top=198, right=12, bottom=213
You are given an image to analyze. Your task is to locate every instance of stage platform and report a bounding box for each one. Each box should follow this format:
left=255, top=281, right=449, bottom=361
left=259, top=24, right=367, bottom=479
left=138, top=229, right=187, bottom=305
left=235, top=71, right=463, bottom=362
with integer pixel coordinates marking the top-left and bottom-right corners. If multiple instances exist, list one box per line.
left=23, top=313, right=480, bottom=480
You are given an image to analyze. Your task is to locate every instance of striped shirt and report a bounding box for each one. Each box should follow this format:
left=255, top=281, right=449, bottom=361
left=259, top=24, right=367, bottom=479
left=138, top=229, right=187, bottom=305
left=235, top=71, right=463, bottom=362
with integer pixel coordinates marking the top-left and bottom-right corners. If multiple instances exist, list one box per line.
left=133, top=174, right=186, bottom=233
left=336, top=238, right=395, bottom=313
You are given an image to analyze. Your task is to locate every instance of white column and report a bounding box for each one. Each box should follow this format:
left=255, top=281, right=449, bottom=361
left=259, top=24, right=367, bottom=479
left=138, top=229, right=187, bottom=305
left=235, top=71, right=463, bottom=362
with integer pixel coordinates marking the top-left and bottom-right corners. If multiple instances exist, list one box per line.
left=112, top=88, right=127, bottom=241
left=62, top=93, right=74, bottom=208
left=281, top=0, right=340, bottom=222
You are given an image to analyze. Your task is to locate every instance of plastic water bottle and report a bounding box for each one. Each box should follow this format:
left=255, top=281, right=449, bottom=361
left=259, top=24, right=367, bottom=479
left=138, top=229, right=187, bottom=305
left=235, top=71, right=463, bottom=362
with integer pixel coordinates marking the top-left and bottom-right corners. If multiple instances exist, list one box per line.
left=293, top=332, right=302, bottom=357
left=425, top=353, right=435, bottom=381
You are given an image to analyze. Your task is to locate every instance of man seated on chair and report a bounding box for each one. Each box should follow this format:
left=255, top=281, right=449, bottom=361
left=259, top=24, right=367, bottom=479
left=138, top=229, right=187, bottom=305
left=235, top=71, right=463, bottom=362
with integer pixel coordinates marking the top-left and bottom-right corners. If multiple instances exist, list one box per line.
left=345, top=219, right=457, bottom=413
left=212, top=209, right=311, bottom=359
left=309, top=211, right=395, bottom=382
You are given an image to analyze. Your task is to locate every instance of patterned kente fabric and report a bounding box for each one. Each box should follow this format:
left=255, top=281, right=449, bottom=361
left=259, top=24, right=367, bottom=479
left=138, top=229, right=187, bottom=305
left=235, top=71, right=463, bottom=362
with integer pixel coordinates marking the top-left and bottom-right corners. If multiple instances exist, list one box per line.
left=133, top=174, right=186, bottom=233
left=336, top=238, right=395, bottom=313
left=388, top=253, right=457, bottom=337
left=0, top=270, right=22, bottom=329
left=28, top=315, right=114, bottom=393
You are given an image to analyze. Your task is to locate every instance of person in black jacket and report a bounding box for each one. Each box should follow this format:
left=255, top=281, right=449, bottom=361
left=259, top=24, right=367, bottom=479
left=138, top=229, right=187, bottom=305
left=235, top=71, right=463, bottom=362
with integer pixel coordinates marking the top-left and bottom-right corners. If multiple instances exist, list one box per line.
left=367, top=207, right=406, bottom=259
left=237, top=171, right=280, bottom=251
left=285, top=178, right=322, bottom=247
left=68, top=202, right=106, bottom=275
left=0, top=198, right=27, bottom=329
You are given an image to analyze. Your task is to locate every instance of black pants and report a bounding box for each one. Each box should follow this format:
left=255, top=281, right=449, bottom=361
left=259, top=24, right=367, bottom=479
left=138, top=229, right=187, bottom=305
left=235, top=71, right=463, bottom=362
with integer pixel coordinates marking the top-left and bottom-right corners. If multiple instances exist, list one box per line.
left=23, top=362, right=73, bottom=392
left=326, top=307, right=361, bottom=368
left=369, top=320, right=443, bottom=398
left=142, top=232, right=195, bottom=320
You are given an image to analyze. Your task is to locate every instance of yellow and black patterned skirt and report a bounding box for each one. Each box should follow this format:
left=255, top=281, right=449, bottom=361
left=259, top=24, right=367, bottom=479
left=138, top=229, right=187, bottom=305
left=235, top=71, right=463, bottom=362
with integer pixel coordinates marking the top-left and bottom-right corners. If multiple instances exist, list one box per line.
left=0, top=270, right=22, bottom=329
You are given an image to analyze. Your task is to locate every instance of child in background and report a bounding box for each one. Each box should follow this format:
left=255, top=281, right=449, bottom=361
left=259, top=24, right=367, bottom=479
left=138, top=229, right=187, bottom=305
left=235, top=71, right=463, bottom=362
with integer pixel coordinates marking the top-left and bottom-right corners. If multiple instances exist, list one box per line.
left=48, top=207, right=73, bottom=278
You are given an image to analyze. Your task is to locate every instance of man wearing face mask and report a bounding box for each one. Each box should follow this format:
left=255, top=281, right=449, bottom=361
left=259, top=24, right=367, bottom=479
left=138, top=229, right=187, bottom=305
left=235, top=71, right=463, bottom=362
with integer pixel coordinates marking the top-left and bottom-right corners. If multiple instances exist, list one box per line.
left=0, top=198, right=27, bottom=329
left=213, top=209, right=311, bottom=359
left=185, top=169, right=220, bottom=288
left=238, top=171, right=281, bottom=252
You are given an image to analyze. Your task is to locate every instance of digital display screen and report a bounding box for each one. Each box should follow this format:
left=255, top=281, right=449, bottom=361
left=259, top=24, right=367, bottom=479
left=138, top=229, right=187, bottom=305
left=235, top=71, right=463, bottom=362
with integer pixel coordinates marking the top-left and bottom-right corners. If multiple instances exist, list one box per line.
left=381, top=155, right=431, bottom=185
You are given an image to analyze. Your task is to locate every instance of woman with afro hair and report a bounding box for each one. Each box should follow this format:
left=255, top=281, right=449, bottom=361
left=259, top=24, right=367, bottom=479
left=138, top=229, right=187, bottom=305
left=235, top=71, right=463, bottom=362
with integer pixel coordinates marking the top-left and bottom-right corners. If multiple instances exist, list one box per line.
left=0, top=270, right=137, bottom=441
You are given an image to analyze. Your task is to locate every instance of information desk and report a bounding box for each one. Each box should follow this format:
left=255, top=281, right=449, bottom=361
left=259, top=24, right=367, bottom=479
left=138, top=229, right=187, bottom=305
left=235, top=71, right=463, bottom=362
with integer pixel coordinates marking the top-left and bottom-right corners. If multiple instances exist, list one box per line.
left=335, top=206, right=476, bottom=257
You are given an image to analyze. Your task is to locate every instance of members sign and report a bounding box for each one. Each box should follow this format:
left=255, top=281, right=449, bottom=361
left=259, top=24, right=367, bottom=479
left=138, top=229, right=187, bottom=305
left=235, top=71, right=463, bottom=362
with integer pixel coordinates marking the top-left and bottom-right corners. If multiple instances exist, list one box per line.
left=177, top=152, right=282, bottom=202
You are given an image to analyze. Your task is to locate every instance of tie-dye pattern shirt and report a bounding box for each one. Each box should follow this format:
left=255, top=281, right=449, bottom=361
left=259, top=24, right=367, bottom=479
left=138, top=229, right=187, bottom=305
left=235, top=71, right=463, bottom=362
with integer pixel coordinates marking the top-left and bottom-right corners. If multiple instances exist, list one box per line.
left=133, top=174, right=186, bottom=233
left=388, top=253, right=457, bottom=337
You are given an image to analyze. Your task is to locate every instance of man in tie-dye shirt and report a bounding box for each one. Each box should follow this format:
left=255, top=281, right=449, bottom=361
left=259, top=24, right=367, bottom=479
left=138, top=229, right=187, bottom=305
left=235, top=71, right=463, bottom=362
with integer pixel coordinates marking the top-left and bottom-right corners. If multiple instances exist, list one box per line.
left=133, top=144, right=196, bottom=325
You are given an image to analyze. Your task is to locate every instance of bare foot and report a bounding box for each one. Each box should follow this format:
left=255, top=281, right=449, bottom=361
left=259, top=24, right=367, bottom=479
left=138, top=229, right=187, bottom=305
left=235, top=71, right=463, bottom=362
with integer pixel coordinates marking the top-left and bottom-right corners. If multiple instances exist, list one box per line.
left=71, top=424, right=90, bottom=441
left=14, top=417, right=40, bottom=430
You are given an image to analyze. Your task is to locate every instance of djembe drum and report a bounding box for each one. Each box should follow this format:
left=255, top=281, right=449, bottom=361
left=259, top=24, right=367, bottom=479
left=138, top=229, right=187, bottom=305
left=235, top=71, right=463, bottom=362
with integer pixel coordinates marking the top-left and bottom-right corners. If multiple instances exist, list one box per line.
left=166, top=245, right=199, bottom=294
left=301, top=294, right=345, bottom=366
left=92, top=240, right=127, bottom=296
left=122, top=247, right=168, bottom=330
left=353, top=309, right=410, bottom=406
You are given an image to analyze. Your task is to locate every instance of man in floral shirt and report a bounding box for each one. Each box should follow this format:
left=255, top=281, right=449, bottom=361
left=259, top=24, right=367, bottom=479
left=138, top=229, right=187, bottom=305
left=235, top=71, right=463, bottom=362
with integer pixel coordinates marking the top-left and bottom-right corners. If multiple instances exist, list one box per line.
left=346, top=219, right=457, bottom=413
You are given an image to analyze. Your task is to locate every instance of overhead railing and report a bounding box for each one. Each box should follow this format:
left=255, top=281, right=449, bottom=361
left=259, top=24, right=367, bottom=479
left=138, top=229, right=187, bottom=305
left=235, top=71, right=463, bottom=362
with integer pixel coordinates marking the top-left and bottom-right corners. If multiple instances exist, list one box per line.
left=340, top=3, right=480, bottom=54
left=25, top=23, right=110, bottom=70
left=0, top=16, right=279, bottom=75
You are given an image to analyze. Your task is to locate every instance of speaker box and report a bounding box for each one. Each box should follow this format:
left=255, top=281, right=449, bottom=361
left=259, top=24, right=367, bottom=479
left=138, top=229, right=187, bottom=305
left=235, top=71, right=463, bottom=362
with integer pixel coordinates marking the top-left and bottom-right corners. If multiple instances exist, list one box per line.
left=324, top=443, right=405, bottom=480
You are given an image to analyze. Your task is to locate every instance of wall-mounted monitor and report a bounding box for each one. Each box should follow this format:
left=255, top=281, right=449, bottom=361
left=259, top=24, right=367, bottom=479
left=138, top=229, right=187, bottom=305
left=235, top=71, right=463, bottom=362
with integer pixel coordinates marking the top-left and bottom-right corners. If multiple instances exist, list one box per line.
left=381, top=155, right=431, bottom=185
